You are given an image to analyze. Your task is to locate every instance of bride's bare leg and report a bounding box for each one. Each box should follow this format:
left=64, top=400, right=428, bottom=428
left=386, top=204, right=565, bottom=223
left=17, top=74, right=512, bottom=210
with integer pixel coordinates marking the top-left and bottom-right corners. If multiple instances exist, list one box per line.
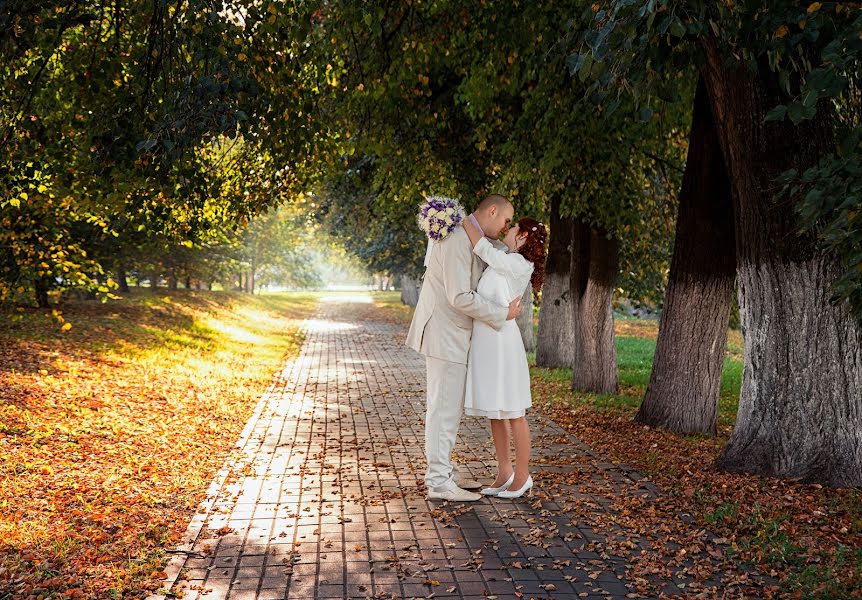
left=489, top=419, right=513, bottom=486
left=509, top=416, right=531, bottom=488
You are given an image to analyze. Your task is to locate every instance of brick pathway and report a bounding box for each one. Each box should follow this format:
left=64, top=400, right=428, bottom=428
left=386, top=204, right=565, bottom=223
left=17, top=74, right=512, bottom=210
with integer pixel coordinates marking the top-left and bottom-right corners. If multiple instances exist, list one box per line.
left=150, top=295, right=769, bottom=600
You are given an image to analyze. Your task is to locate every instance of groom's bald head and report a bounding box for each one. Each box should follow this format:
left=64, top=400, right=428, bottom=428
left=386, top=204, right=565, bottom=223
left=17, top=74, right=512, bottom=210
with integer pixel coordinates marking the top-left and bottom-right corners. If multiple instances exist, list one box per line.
left=477, top=194, right=512, bottom=212
left=475, top=194, right=514, bottom=238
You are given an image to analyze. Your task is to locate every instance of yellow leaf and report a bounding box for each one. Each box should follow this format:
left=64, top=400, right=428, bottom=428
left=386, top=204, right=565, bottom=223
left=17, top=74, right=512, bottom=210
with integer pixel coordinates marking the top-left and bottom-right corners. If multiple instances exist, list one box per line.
left=807, top=2, right=822, bottom=13
left=61, top=323, right=72, bottom=332
left=775, top=25, right=789, bottom=38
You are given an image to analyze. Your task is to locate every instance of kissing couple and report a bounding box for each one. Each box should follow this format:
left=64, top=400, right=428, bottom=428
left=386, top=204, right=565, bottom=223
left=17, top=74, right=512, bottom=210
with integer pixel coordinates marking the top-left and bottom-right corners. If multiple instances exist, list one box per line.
left=406, top=194, right=548, bottom=502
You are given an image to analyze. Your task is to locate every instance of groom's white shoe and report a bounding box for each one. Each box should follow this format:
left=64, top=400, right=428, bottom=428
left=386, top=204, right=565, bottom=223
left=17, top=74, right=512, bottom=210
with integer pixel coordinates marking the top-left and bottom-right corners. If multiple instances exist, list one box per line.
left=427, top=482, right=482, bottom=502
left=454, top=476, right=483, bottom=490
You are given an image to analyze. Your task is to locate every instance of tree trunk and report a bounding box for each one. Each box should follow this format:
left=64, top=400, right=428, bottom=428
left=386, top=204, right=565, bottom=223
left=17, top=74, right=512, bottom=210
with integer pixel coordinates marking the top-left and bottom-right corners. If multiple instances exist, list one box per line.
left=168, top=274, right=178, bottom=290
left=33, top=277, right=50, bottom=308
left=536, top=196, right=575, bottom=368
left=207, top=281, right=213, bottom=291
left=184, top=276, right=192, bottom=289
left=636, top=77, right=737, bottom=435
left=516, top=283, right=535, bottom=353
left=150, top=272, right=160, bottom=291
left=571, top=220, right=620, bottom=394
left=250, top=257, right=256, bottom=295
left=400, top=274, right=420, bottom=307
left=243, top=271, right=251, bottom=293
left=117, top=267, right=130, bottom=293
left=702, top=39, right=862, bottom=487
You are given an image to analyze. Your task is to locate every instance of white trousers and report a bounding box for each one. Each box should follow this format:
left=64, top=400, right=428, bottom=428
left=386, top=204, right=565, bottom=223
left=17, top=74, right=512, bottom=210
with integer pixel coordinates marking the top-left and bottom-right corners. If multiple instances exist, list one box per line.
left=424, top=356, right=467, bottom=490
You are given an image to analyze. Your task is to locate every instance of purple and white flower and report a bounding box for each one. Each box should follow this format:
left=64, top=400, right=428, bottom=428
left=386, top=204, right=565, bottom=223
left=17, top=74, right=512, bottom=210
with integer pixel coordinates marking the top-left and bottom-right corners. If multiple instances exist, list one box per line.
left=417, top=196, right=466, bottom=241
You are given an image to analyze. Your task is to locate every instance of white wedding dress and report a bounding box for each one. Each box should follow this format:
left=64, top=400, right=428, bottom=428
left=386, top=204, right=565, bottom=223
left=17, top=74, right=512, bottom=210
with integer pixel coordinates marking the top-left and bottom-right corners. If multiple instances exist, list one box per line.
left=464, top=237, right=534, bottom=419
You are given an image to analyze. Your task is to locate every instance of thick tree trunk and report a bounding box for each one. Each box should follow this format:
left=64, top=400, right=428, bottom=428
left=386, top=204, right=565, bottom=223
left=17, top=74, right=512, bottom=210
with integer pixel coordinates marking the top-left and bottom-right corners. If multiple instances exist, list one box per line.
left=702, top=40, right=862, bottom=487
left=400, top=274, right=420, bottom=307
left=536, top=197, right=575, bottom=368
left=117, top=267, right=130, bottom=293
left=516, top=284, right=534, bottom=353
left=636, top=78, right=737, bottom=435
left=184, top=276, right=192, bottom=289
left=150, top=273, right=160, bottom=291
left=571, top=220, right=620, bottom=394
left=168, top=274, right=178, bottom=290
left=33, top=277, right=50, bottom=308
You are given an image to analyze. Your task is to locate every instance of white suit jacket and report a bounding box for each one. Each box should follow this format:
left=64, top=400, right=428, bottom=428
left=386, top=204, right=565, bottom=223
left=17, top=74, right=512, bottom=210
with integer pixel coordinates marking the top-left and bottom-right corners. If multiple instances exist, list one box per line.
left=405, top=226, right=508, bottom=364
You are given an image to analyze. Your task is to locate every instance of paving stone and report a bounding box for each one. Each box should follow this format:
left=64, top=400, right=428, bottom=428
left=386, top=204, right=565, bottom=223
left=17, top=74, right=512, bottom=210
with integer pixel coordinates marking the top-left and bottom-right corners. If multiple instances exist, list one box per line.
left=151, top=295, right=770, bottom=600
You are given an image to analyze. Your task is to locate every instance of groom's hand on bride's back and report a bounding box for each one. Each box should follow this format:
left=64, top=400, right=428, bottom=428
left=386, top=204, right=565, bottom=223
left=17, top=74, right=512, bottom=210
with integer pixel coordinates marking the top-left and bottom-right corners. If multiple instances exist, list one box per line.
left=507, top=296, right=523, bottom=320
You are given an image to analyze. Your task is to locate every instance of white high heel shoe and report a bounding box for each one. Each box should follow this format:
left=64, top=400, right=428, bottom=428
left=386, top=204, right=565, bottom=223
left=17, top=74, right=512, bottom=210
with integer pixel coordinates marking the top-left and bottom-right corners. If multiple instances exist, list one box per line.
left=497, top=475, right=533, bottom=499
left=480, top=473, right=515, bottom=496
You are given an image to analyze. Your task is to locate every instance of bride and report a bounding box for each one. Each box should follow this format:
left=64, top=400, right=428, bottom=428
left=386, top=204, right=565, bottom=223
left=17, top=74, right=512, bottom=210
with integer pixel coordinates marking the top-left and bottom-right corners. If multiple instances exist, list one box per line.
left=462, top=216, right=547, bottom=499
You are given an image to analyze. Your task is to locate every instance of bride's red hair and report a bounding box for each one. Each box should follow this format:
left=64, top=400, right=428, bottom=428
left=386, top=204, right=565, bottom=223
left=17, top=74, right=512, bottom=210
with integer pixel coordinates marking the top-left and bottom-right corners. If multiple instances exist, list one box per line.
left=516, top=217, right=547, bottom=293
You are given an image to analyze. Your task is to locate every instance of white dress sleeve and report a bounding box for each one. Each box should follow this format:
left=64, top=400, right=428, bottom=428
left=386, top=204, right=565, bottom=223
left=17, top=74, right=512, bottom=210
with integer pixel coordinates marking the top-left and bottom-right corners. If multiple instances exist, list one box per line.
left=473, top=238, right=534, bottom=300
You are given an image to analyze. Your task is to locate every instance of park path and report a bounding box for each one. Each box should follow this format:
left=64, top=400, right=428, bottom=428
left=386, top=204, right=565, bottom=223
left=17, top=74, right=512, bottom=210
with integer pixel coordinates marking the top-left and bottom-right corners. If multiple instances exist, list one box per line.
left=150, top=294, right=769, bottom=600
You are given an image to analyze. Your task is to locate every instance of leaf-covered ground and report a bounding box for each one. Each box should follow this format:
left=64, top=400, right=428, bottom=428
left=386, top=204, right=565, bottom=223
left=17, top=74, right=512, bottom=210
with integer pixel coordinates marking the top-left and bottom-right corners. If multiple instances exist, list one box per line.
left=382, top=294, right=861, bottom=599
left=0, top=290, right=319, bottom=599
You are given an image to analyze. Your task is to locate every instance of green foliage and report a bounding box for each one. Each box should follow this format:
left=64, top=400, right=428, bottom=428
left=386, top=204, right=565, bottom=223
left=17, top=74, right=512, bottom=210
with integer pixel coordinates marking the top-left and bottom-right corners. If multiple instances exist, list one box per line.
left=313, top=156, right=428, bottom=279
left=450, top=0, right=687, bottom=304
left=0, top=1, right=340, bottom=305
left=0, top=191, right=111, bottom=305
left=305, top=1, right=683, bottom=299
left=570, top=0, right=862, bottom=323
left=238, top=203, right=325, bottom=290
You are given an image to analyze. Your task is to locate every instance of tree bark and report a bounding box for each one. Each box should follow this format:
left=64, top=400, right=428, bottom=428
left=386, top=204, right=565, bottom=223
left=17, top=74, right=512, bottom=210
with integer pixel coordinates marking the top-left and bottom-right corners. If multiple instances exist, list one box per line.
left=400, top=274, right=420, bottom=306
left=702, top=39, right=862, bottom=487
left=636, top=77, right=737, bottom=435
left=516, top=283, right=535, bottom=353
left=168, top=274, right=178, bottom=290
left=536, top=196, right=575, bottom=368
left=571, top=220, right=620, bottom=394
left=250, top=256, right=256, bottom=294
left=184, top=276, right=192, bottom=289
left=116, top=267, right=130, bottom=293
left=33, top=277, right=50, bottom=308
left=150, top=272, right=160, bottom=291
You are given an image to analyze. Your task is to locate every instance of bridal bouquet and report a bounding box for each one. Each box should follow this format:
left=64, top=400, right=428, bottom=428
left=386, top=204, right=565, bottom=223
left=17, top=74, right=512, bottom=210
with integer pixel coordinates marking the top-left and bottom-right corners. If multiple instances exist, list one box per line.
left=417, top=196, right=466, bottom=242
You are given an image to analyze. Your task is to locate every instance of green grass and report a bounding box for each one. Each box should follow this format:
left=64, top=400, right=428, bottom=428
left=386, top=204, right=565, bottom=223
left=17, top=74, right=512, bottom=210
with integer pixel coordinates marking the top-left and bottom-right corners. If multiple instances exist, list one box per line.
left=530, top=332, right=744, bottom=425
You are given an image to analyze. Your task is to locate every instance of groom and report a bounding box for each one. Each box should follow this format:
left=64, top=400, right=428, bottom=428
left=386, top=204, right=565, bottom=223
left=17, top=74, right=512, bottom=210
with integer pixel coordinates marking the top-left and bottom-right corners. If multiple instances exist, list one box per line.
left=406, top=194, right=523, bottom=502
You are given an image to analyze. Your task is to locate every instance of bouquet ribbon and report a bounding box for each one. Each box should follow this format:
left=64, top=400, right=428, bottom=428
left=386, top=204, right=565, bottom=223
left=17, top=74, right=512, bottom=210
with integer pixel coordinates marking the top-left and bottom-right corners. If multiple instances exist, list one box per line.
left=423, top=238, right=435, bottom=267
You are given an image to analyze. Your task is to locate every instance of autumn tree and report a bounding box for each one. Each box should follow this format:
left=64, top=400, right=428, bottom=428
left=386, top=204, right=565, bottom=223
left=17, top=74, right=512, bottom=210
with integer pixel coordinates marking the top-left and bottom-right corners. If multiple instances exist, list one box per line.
left=635, top=77, right=736, bottom=435
left=0, top=2, right=338, bottom=306
left=574, top=1, right=862, bottom=485
left=451, top=0, right=684, bottom=389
